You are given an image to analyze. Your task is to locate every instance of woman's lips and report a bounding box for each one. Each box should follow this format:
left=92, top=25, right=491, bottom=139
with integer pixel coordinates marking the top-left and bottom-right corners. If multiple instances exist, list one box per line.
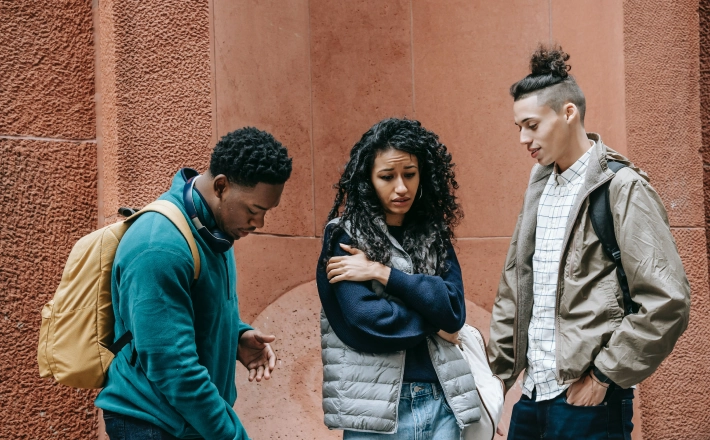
left=392, top=198, right=411, bottom=206
left=530, top=147, right=541, bottom=158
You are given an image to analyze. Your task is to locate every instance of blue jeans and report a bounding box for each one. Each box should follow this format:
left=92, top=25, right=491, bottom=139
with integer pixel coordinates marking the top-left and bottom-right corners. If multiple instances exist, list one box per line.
left=103, top=410, right=202, bottom=440
left=343, top=382, right=460, bottom=440
left=508, top=387, right=634, bottom=440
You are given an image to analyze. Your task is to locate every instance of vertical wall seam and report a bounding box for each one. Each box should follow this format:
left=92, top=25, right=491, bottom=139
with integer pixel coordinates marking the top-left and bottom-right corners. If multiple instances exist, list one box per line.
left=547, top=0, right=553, bottom=45
left=92, top=0, right=103, bottom=228
left=410, top=0, right=416, bottom=116
left=307, top=0, right=317, bottom=236
left=210, top=0, right=219, bottom=141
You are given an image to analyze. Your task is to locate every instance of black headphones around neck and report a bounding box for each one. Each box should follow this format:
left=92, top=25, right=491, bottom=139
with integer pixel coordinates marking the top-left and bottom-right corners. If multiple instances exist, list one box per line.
left=182, top=170, right=234, bottom=253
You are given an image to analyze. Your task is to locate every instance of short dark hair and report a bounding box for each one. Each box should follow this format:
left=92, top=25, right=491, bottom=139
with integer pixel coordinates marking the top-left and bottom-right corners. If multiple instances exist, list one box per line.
left=510, top=44, right=586, bottom=124
left=209, top=127, right=292, bottom=187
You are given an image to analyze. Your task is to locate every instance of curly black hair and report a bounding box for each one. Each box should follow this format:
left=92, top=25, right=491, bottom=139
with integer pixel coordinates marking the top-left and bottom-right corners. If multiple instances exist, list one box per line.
left=323, top=118, right=462, bottom=275
left=209, top=127, right=292, bottom=187
left=510, top=44, right=586, bottom=123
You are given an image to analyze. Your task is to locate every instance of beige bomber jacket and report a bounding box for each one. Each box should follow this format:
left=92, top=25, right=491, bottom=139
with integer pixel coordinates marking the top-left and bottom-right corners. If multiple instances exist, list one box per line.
left=487, top=134, right=691, bottom=390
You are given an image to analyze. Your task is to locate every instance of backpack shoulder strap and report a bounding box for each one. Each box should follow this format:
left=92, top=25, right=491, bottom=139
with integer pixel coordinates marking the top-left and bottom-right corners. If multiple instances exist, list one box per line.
left=108, top=200, right=202, bottom=359
left=128, top=200, right=201, bottom=280
left=588, top=160, right=638, bottom=316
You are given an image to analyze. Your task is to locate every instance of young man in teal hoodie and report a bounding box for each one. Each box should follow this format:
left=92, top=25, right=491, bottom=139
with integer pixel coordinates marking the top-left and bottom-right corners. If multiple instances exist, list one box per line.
left=96, top=127, right=293, bottom=440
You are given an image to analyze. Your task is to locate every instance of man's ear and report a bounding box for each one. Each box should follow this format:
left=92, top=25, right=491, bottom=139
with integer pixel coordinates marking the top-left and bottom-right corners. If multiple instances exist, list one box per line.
left=564, top=103, right=577, bottom=122
left=213, top=174, right=229, bottom=199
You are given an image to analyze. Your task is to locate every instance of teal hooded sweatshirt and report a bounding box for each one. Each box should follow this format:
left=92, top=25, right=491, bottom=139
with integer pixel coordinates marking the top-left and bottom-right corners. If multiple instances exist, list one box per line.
left=96, top=169, right=253, bottom=439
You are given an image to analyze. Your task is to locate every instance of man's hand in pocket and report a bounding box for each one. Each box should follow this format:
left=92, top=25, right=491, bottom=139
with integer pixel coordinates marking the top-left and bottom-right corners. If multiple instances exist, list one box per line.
left=566, top=371, right=608, bottom=406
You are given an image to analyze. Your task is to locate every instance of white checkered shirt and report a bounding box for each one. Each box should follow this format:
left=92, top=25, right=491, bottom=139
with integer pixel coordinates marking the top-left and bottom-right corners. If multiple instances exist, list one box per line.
left=523, top=146, right=593, bottom=401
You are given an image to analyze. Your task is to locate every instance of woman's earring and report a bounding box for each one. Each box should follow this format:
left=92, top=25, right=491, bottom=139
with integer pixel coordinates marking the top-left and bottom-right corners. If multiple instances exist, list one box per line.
left=418, top=187, right=423, bottom=199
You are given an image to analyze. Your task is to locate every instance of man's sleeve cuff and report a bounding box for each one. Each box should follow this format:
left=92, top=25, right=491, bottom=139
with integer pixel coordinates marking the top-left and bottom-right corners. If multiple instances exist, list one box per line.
left=592, top=365, right=616, bottom=386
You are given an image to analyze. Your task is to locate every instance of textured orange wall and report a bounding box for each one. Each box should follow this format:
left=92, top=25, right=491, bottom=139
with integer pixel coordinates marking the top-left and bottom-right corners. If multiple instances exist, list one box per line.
left=2, top=0, right=699, bottom=438
left=623, top=0, right=710, bottom=438
left=0, top=0, right=99, bottom=438
left=96, top=0, right=214, bottom=225
left=0, top=1, right=95, bottom=139
left=212, top=0, right=322, bottom=322
left=701, top=0, right=710, bottom=278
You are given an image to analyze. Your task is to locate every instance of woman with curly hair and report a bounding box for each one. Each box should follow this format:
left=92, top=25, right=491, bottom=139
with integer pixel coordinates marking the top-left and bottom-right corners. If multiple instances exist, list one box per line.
left=316, top=118, right=482, bottom=439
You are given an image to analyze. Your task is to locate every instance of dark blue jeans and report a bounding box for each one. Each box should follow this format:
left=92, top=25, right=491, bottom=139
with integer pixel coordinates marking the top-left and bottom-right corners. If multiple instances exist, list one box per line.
left=103, top=410, right=203, bottom=440
left=508, top=387, right=634, bottom=440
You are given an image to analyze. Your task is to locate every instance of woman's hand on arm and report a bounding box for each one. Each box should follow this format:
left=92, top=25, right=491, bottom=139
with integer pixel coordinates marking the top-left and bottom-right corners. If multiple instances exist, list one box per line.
left=326, top=243, right=391, bottom=286
left=436, top=330, right=460, bottom=345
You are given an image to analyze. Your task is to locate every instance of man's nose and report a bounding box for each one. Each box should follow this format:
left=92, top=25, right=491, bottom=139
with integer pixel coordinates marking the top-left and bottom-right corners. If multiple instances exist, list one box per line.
left=519, top=130, right=532, bottom=146
left=250, top=213, right=265, bottom=229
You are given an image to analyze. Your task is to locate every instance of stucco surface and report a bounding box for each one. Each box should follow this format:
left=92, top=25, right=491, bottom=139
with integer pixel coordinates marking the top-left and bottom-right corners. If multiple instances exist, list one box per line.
left=411, top=0, right=547, bottom=238
left=96, top=0, right=213, bottom=223
left=456, top=238, right=511, bottom=310
left=0, top=0, right=699, bottom=438
left=235, top=281, right=519, bottom=439
left=234, top=235, right=321, bottom=322
left=310, top=0, right=415, bottom=233
left=551, top=0, right=628, bottom=155
left=638, top=229, right=710, bottom=438
left=701, top=0, right=710, bottom=274
left=214, top=0, right=314, bottom=237
left=623, top=0, right=704, bottom=228
left=624, top=1, right=710, bottom=438
left=0, top=139, right=98, bottom=438
left=0, top=0, right=95, bottom=139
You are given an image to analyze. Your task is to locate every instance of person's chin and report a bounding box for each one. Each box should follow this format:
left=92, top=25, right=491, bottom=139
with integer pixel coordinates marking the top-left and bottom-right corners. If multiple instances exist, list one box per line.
left=389, top=205, right=412, bottom=215
left=538, top=156, right=554, bottom=166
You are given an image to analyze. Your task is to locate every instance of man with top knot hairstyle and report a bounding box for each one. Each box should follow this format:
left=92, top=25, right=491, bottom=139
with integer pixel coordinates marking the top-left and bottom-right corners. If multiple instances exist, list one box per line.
left=487, top=45, right=690, bottom=439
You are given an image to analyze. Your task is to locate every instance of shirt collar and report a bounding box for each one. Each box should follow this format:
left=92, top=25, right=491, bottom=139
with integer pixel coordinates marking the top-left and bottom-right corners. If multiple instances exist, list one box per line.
left=553, top=145, right=593, bottom=186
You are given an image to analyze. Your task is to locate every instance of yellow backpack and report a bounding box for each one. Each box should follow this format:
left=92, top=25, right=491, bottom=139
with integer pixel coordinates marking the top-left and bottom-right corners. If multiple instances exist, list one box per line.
left=37, top=200, right=200, bottom=389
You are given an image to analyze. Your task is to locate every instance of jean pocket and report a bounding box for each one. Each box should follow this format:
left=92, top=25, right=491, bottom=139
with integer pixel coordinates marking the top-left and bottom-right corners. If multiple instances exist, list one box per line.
left=561, top=395, right=608, bottom=408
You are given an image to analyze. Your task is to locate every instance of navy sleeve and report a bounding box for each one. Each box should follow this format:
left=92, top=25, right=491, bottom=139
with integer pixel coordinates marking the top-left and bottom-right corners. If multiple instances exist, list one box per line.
left=385, top=246, right=466, bottom=333
left=316, top=227, right=437, bottom=353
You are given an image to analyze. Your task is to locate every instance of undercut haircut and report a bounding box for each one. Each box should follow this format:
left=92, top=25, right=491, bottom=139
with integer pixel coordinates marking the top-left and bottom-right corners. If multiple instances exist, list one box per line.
left=510, top=44, right=586, bottom=124
left=209, top=127, right=292, bottom=187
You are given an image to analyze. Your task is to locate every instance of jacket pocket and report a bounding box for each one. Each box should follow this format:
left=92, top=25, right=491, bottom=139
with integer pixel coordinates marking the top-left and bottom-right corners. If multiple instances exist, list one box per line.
left=598, top=279, right=624, bottom=324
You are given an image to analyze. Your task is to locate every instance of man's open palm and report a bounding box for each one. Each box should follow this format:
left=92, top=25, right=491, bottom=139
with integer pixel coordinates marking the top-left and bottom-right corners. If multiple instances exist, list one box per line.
left=238, top=330, right=277, bottom=382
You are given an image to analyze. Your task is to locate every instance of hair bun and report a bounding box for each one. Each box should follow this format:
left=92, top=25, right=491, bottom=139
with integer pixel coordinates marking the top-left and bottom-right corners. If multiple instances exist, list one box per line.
left=530, top=45, right=571, bottom=78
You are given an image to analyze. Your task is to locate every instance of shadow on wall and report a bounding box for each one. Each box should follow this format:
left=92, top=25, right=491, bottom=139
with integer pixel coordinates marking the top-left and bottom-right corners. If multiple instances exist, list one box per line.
left=233, top=280, right=520, bottom=439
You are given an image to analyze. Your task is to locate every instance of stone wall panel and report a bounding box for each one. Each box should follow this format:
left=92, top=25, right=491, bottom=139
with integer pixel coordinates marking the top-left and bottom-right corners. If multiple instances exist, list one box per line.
left=412, top=0, right=548, bottom=238
left=214, top=0, right=314, bottom=237
left=0, top=0, right=95, bottom=139
left=310, top=0, right=414, bottom=233
left=638, top=229, right=710, bottom=438
left=97, top=0, right=213, bottom=220
left=0, top=139, right=98, bottom=439
left=623, top=0, right=704, bottom=228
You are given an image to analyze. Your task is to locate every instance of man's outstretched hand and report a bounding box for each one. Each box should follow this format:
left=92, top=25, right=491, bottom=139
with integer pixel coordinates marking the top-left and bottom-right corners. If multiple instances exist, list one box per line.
left=238, top=330, right=277, bottom=382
